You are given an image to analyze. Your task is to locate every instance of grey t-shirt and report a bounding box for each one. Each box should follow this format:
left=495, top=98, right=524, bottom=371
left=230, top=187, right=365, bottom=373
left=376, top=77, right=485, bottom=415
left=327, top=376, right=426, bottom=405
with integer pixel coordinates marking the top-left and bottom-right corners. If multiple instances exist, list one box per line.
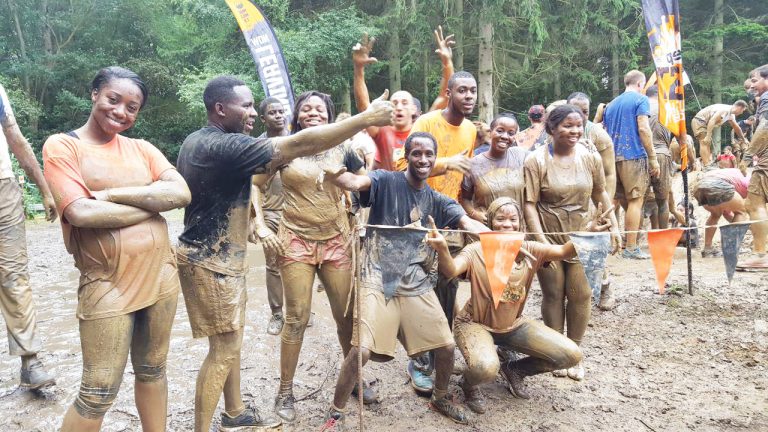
left=359, top=171, right=465, bottom=297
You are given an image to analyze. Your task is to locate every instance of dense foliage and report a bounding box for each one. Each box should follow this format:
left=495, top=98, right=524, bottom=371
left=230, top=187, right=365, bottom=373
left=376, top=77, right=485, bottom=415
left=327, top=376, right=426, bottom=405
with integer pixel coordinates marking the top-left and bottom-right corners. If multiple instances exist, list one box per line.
left=1, top=0, right=766, bottom=165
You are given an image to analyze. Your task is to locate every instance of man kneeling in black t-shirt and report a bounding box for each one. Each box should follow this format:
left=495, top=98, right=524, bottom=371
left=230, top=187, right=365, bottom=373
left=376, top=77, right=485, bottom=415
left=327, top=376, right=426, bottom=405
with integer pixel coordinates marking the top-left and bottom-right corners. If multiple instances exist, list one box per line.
left=319, top=132, right=488, bottom=427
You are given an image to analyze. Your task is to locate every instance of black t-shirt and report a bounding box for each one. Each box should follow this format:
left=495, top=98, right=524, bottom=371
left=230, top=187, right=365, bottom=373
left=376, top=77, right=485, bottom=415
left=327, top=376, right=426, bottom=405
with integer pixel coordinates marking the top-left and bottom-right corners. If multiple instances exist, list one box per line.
left=176, top=126, right=275, bottom=276
left=359, top=171, right=465, bottom=296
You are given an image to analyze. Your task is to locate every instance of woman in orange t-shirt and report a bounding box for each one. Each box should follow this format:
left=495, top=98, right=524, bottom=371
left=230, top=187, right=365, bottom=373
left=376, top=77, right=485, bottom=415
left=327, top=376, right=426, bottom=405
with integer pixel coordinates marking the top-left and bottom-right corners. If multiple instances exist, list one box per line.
left=43, top=66, right=190, bottom=432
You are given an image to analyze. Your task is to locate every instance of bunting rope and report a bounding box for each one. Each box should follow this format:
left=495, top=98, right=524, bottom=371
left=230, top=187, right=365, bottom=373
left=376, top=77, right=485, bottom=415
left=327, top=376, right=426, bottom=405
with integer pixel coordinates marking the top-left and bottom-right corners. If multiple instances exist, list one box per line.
left=362, top=219, right=764, bottom=237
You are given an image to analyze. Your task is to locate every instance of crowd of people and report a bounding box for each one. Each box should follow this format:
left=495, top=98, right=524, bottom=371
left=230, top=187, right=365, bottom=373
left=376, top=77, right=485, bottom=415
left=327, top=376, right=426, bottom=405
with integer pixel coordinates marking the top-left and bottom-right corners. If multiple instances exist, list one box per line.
left=0, top=26, right=766, bottom=431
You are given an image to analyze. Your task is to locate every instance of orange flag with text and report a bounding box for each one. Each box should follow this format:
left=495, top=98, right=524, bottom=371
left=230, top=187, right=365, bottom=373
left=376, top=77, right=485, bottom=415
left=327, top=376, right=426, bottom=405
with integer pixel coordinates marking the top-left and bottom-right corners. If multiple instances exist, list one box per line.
left=648, top=228, right=684, bottom=294
left=479, top=232, right=524, bottom=308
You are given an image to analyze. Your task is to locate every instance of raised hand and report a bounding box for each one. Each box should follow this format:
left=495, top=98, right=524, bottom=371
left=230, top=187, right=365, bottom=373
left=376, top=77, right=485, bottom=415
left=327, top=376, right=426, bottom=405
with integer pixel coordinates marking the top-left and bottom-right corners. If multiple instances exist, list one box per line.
left=586, top=202, right=613, bottom=233
left=352, top=33, right=378, bottom=67
left=425, top=215, right=448, bottom=252
left=433, top=25, right=455, bottom=63
left=365, top=90, right=394, bottom=127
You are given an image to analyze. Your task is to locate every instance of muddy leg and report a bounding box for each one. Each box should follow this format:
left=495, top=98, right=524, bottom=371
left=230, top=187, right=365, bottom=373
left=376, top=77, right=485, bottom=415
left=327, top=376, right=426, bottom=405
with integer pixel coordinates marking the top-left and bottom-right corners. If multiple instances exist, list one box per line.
left=61, top=314, right=133, bottom=432
left=538, top=265, right=565, bottom=334
left=278, top=262, right=316, bottom=393
left=132, top=294, right=178, bottom=432
left=332, top=346, right=371, bottom=410
left=564, top=262, right=591, bottom=345
left=194, top=328, right=244, bottom=432
left=318, top=265, right=353, bottom=356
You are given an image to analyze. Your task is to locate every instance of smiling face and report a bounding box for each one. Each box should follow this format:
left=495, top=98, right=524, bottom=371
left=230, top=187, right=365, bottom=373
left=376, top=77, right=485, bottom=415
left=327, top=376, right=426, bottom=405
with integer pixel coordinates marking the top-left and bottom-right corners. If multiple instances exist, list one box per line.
left=216, top=85, right=257, bottom=134
left=390, top=91, right=414, bottom=130
left=551, top=112, right=584, bottom=148
left=297, top=95, right=330, bottom=129
left=750, top=70, right=768, bottom=96
left=261, top=102, right=286, bottom=132
left=90, top=78, right=144, bottom=135
left=406, top=137, right=437, bottom=181
left=490, top=117, right=518, bottom=153
left=490, top=204, right=521, bottom=232
left=447, top=77, right=477, bottom=117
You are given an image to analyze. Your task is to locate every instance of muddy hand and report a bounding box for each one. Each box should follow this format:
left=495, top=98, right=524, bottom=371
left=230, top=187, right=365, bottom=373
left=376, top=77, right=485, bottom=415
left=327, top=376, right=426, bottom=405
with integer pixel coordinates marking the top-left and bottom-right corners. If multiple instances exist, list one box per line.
left=446, top=150, right=471, bottom=174
left=366, top=90, right=394, bottom=126
left=323, top=166, right=348, bottom=188
left=261, top=231, right=285, bottom=257
left=586, top=202, right=613, bottom=232
left=352, top=33, right=377, bottom=67
left=42, top=195, right=58, bottom=222
left=425, top=215, right=448, bottom=252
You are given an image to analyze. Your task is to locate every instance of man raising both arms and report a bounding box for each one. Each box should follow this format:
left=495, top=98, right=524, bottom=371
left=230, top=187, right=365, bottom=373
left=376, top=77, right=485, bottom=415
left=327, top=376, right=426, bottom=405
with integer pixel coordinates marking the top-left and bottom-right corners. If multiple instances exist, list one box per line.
left=175, top=76, right=393, bottom=432
left=352, top=26, right=455, bottom=171
left=604, top=70, right=660, bottom=259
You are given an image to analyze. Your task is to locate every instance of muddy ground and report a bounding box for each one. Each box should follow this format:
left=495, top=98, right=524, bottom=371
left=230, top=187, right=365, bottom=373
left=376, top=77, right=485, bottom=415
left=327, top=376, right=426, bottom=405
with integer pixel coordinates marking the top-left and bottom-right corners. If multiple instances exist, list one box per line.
left=1, top=209, right=767, bottom=432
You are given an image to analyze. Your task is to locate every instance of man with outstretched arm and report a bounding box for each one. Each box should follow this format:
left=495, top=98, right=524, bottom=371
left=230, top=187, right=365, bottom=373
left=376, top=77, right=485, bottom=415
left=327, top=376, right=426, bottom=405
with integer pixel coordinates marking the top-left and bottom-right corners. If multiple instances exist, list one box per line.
left=0, top=83, right=57, bottom=390
left=692, top=100, right=749, bottom=166
left=175, top=75, right=393, bottom=432
left=319, top=132, right=488, bottom=430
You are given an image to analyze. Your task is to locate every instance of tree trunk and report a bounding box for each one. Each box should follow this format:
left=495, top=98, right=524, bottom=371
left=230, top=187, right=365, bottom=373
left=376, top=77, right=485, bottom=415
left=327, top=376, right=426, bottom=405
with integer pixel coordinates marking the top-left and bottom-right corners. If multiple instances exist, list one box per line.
left=478, top=21, right=494, bottom=123
left=611, top=29, right=620, bottom=97
left=423, top=48, right=429, bottom=106
left=712, top=0, right=723, bottom=104
left=340, top=82, right=351, bottom=114
left=453, top=0, right=464, bottom=71
left=554, top=68, right=562, bottom=100
left=388, top=32, right=401, bottom=93
left=8, top=0, right=30, bottom=93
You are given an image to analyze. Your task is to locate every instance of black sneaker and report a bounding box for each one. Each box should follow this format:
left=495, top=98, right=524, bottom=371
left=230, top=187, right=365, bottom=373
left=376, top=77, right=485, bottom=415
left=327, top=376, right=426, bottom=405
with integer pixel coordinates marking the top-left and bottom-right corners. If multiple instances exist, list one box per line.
left=219, top=405, right=281, bottom=431
left=20, top=359, right=55, bottom=390
left=429, top=394, right=468, bottom=424
left=500, top=362, right=530, bottom=399
left=274, top=392, right=296, bottom=422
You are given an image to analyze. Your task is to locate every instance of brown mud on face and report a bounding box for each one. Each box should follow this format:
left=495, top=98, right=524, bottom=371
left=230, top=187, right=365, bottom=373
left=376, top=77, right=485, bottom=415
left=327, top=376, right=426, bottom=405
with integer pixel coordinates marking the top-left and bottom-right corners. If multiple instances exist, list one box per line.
left=3, top=212, right=768, bottom=431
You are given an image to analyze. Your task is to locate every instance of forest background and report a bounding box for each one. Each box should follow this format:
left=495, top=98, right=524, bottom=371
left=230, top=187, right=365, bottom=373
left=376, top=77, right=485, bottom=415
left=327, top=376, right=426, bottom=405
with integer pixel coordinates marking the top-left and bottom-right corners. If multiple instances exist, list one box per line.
left=1, top=0, right=766, bottom=208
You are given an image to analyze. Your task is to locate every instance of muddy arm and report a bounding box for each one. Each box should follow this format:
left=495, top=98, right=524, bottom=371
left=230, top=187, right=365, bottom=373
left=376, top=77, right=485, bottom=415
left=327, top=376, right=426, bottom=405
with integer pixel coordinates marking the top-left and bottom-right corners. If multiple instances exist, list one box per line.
left=272, top=94, right=393, bottom=163
left=3, top=121, right=57, bottom=221
left=93, top=170, right=191, bottom=213
left=64, top=198, right=155, bottom=229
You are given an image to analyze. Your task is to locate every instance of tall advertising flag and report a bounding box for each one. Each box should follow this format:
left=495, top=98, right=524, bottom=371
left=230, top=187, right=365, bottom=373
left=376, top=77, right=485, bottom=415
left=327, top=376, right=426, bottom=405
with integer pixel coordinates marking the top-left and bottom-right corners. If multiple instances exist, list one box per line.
left=225, top=1, right=295, bottom=120
left=641, top=0, right=688, bottom=171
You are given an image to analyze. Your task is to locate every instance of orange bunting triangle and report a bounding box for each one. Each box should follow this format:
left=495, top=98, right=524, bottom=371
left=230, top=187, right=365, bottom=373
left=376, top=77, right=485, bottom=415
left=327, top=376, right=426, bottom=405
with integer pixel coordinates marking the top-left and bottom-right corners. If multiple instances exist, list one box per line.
left=479, top=232, right=525, bottom=309
left=647, top=228, right=684, bottom=294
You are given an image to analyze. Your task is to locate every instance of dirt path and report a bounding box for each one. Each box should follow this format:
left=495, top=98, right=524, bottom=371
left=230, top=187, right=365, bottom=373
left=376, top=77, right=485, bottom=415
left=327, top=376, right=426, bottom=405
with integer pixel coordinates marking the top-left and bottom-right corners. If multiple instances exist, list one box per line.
left=1, top=210, right=767, bottom=431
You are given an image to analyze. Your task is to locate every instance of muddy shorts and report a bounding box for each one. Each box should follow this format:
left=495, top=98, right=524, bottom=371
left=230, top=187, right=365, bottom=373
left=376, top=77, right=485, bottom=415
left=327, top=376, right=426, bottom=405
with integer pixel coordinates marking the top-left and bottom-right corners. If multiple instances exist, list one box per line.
left=649, top=153, right=673, bottom=200
left=747, top=170, right=768, bottom=202
left=353, top=288, right=453, bottom=362
left=178, top=259, right=246, bottom=338
left=277, top=225, right=352, bottom=270
left=615, top=158, right=650, bottom=200
left=694, top=177, right=736, bottom=207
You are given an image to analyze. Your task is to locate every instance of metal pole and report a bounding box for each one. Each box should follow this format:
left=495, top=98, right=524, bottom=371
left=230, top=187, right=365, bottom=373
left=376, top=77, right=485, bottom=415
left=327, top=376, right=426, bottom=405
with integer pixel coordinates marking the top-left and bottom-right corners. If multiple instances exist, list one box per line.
left=682, top=168, right=693, bottom=295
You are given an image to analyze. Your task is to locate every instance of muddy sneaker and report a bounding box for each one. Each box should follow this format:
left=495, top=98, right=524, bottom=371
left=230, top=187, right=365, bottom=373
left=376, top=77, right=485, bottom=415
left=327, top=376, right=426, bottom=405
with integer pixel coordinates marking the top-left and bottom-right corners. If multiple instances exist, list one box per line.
left=407, top=359, right=433, bottom=396
left=429, top=394, right=468, bottom=424
left=598, top=281, right=616, bottom=311
left=500, top=363, right=530, bottom=400
left=351, top=381, right=378, bottom=404
left=567, top=362, right=585, bottom=381
left=274, top=392, right=296, bottom=422
left=267, top=312, right=284, bottom=336
left=701, top=247, right=723, bottom=258
left=319, top=407, right=345, bottom=431
left=20, top=358, right=55, bottom=390
left=621, top=247, right=650, bottom=260
left=219, top=404, right=281, bottom=430
left=460, top=379, right=486, bottom=414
